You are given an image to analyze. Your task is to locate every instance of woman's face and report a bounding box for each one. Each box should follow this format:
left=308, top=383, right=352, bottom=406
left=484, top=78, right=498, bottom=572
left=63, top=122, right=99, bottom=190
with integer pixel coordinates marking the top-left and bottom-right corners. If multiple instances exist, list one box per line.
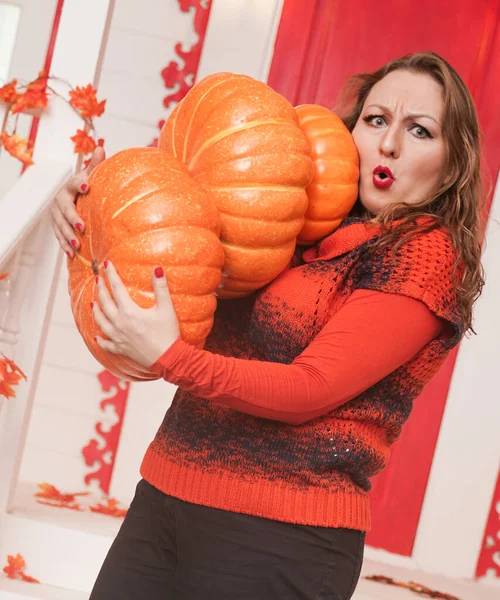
left=352, top=70, right=447, bottom=216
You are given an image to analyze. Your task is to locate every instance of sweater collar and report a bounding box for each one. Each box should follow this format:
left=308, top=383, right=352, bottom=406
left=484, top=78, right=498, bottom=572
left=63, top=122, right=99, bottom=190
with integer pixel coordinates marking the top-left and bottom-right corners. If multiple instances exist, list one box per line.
left=302, top=218, right=383, bottom=263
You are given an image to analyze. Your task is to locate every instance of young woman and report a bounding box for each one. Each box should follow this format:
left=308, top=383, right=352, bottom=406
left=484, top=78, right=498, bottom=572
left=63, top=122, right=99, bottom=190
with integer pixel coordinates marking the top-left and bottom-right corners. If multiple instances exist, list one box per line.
left=51, top=51, right=484, bottom=600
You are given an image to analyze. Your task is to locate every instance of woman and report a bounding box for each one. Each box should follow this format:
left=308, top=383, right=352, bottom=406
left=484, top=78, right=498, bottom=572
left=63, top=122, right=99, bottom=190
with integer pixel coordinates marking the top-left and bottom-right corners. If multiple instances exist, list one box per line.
left=51, top=52, right=484, bottom=600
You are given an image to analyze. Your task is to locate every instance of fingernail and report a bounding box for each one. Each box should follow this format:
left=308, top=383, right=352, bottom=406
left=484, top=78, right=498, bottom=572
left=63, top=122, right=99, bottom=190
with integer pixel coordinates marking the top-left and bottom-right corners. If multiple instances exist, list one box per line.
left=71, top=239, right=77, bottom=248
left=66, top=251, right=72, bottom=259
left=104, top=260, right=108, bottom=269
left=94, top=336, right=97, bottom=343
left=154, top=267, right=164, bottom=278
left=90, top=302, right=94, bottom=309
left=75, top=223, right=83, bottom=232
left=81, top=184, right=88, bottom=192
left=96, top=276, right=99, bottom=285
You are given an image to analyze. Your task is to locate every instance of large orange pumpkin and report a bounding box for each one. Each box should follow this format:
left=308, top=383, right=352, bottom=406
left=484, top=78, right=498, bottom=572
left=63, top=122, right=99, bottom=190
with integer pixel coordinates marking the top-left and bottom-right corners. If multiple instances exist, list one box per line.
left=159, top=73, right=314, bottom=298
left=295, top=104, right=359, bottom=245
left=68, top=147, right=224, bottom=382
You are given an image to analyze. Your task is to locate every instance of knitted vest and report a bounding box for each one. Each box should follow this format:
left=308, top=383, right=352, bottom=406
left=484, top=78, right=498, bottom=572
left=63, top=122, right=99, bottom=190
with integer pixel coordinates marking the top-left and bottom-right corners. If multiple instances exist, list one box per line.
left=141, top=218, right=463, bottom=531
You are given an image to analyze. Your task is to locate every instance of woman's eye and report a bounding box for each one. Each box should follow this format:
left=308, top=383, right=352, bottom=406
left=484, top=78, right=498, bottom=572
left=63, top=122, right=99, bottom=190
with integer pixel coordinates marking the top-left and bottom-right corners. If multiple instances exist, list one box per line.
left=363, top=115, right=386, bottom=127
left=411, top=125, right=432, bottom=139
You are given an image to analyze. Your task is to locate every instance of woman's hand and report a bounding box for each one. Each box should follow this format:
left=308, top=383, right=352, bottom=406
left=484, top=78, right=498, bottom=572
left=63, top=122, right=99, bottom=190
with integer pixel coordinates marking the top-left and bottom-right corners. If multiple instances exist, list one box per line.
left=51, top=146, right=106, bottom=258
left=93, top=261, right=181, bottom=368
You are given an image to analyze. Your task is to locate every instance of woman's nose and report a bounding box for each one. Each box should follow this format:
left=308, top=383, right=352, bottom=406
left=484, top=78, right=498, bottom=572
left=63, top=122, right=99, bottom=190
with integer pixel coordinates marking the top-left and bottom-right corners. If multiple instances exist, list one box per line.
left=379, top=128, right=401, bottom=159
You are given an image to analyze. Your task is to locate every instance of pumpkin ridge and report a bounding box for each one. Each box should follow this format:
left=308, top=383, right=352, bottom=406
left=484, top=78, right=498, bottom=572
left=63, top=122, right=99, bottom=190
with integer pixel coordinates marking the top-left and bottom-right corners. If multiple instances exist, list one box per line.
left=111, top=189, right=164, bottom=220
left=221, top=240, right=294, bottom=251
left=195, top=151, right=312, bottom=179
left=73, top=273, right=95, bottom=316
left=182, top=78, right=237, bottom=164
left=187, top=118, right=295, bottom=171
left=217, top=208, right=303, bottom=225
left=207, top=184, right=305, bottom=192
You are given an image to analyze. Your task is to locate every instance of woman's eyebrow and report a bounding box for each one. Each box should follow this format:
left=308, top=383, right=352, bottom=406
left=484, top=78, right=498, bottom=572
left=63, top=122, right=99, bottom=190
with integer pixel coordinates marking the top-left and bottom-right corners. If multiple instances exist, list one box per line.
left=365, top=104, right=439, bottom=125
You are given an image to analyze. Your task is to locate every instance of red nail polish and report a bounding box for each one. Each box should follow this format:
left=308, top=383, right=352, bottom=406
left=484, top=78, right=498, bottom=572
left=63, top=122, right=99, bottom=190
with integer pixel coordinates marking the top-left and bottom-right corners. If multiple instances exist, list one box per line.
left=81, top=183, right=88, bottom=192
left=104, top=260, right=109, bottom=268
left=154, top=267, right=164, bottom=278
left=96, top=276, right=99, bottom=285
left=67, top=251, right=72, bottom=259
left=71, top=239, right=77, bottom=248
left=90, top=302, right=94, bottom=309
left=94, top=336, right=97, bottom=342
left=75, top=223, right=83, bottom=232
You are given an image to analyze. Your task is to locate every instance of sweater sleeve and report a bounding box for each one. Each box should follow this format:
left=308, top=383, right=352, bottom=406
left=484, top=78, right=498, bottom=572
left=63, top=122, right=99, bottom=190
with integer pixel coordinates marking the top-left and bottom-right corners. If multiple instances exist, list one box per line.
left=152, top=289, right=442, bottom=425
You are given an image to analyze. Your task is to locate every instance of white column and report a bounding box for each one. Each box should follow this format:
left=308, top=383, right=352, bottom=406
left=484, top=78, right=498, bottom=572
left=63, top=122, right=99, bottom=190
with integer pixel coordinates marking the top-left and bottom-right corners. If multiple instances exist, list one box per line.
left=412, top=172, right=500, bottom=578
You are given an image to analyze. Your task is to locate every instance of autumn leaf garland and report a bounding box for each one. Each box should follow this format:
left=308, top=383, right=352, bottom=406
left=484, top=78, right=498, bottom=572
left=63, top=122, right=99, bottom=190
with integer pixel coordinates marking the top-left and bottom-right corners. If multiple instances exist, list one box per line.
left=0, top=71, right=106, bottom=166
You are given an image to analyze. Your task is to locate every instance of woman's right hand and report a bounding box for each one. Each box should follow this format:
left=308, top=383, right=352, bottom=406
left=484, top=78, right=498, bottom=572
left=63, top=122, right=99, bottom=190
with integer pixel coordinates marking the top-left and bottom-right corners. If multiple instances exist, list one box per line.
left=51, top=146, right=106, bottom=258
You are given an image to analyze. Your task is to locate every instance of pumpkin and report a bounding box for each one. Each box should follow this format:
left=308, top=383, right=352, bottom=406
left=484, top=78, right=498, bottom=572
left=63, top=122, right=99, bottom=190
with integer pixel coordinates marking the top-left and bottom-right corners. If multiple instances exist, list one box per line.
left=159, top=73, right=314, bottom=298
left=294, top=104, right=359, bottom=245
left=67, top=147, right=224, bottom=382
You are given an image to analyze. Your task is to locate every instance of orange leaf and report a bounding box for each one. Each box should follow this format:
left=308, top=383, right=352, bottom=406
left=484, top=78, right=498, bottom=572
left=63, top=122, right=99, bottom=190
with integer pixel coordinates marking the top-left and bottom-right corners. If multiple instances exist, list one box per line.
left=20, top=572, right=40, bottom=584
left=69, top=84, right=106, bottom=118
left=36, top=499, right=83, bottom=511
left=0, top=133, right=34, bottom=167
left=90, top=498, right=128, bottom=518
left=2, top=554, right=39, bottom=583
left=3, top=554, right=25, bottom=578
left=11, top=72, right=49, bottom=115
left=71, top=129, right=97, bottom=155
left=0, top=355, right=27, bottom=399
left=0, top=80, right=19, bottom=104
left=35, top=482, right=90, bottom=504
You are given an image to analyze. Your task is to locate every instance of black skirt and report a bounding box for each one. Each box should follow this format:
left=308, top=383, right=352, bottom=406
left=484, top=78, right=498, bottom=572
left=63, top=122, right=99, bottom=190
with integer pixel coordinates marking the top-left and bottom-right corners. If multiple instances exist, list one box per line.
left=90, top=479, right=365, bottom=600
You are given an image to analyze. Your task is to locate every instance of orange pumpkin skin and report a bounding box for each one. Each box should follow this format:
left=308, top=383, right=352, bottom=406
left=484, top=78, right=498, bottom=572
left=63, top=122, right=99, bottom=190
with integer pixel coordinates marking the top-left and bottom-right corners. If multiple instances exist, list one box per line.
left=159, top=73, right=313, bottom=298
left=67, top=147, right=224, bottom=382
left=294, top=105, right=359, bottom=245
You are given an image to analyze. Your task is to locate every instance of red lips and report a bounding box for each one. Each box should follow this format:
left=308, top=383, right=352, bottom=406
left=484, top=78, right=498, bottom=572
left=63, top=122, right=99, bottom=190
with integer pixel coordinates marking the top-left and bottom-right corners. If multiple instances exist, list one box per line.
left=373, top=165, right=395, bottom=189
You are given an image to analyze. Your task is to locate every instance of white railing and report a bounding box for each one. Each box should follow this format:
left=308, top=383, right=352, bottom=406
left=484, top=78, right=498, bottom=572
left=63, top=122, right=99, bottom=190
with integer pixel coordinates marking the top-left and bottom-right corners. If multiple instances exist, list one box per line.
left=0, top=160, right=72, bottom=513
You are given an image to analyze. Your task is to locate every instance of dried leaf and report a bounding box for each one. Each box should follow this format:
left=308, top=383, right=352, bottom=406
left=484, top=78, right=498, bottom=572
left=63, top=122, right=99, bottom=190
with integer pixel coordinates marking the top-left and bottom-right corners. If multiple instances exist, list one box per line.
left=0, top=80, right=19, bottom=104
left=365, top=575, right=462, bottom=600
left=3, top=554, right=25, bottom=578
left=70, top=129, right=99, bottom=155
left=2, top=554, right=39, bottom=583
left=12, top=71, right=49, bottom=114
left=0, top=354, right=27, bottom=399
left=69, top=84, right=106, bottom=118
left=90, top=498, right=128, bottom=518
left=20, top=572, right=40, bottom=584
left=35, top=482, right=89, bottom=504
left=0, top=132, right=34, bottom=167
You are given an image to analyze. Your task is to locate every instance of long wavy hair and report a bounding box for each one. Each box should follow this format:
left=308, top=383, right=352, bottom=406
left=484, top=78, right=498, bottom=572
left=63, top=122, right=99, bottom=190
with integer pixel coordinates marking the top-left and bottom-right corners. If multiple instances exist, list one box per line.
left=335, top=51, right=486, bottom=335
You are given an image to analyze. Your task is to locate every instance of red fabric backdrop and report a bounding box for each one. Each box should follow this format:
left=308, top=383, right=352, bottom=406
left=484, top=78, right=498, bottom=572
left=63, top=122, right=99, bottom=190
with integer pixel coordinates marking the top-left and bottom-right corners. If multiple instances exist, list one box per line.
left=268, top=0, right=500, bottom=556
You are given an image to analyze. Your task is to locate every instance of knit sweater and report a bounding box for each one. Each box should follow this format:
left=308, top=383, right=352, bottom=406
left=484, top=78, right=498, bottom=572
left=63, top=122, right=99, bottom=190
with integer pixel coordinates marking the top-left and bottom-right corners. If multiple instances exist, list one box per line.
left=141, top=218, right=463, bottom=531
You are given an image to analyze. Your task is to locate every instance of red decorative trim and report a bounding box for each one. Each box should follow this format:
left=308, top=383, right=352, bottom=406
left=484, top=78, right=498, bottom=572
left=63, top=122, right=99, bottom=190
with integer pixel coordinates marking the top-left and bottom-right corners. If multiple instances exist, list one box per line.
left=161, top=0, right=212, bottom=108
left=476, top=469, right=500, bottom=579
left=82, top=370, right=130, bottom=495
left=149, top=0, right=212, bottom=148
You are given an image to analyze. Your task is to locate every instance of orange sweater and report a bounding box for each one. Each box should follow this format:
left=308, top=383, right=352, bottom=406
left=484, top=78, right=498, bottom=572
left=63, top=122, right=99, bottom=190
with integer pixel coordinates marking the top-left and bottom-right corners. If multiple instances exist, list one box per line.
left=141, top=218, right=462, bottom=531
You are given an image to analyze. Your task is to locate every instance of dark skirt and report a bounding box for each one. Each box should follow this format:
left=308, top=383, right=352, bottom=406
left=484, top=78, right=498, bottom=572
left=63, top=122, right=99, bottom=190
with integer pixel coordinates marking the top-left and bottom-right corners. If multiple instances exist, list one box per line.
left=90, top=479, right=365, bottom=600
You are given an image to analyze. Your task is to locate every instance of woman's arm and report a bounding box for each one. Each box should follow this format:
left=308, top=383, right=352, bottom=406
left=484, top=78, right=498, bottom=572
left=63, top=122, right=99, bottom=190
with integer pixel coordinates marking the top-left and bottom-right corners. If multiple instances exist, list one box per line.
left=153, top=289, right=442, bottom=424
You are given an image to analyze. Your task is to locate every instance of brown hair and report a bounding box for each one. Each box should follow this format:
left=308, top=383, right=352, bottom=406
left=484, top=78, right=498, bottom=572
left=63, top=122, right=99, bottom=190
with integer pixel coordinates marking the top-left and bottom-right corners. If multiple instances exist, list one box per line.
left=335, top=51, right=486, bottom=335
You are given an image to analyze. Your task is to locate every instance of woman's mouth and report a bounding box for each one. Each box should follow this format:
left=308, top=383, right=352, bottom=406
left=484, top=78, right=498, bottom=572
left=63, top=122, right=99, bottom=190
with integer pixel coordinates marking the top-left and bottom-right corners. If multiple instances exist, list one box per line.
left=372, top=165, right=395, bottom=189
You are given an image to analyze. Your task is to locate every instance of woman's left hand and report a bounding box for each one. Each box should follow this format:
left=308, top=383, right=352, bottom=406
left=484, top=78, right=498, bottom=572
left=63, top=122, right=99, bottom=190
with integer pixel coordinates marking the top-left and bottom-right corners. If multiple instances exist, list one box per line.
left=93, top=261, right=180, bottom=367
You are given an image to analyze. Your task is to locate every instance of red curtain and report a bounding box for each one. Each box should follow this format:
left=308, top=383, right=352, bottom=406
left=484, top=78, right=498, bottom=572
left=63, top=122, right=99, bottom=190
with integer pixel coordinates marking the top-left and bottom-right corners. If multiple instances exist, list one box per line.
left=268, top=0, right=500, bottom=555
